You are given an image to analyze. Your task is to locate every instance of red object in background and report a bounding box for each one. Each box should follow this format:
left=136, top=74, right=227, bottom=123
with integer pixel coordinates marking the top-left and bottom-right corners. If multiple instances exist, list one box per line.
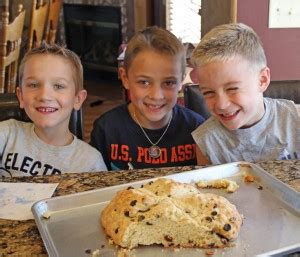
left=177, top=89, right=185, bottom=107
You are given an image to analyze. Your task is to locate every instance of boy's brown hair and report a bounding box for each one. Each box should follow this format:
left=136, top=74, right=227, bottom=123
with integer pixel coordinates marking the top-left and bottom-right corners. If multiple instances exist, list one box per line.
left=124, top=26, right=186, bottom=80
left=18, top=42, right=83, bottom=93
left=191, top=23, right=267, bottom=71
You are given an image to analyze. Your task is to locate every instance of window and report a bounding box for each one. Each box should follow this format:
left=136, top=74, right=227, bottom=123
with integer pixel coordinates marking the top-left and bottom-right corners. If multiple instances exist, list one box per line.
left=166, top=0, right=201, bottom=44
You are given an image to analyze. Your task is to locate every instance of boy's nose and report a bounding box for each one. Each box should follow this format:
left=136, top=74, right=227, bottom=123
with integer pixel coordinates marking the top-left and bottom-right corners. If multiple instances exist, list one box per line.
left=215, top=94, right=230, bottom=110
left=38, top=85, right=52, bottom=100
left=148, top=84, right=164, bottom=99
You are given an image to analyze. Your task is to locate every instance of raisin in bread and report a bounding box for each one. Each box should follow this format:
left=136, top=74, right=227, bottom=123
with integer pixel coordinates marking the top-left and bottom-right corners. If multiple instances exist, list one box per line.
left=100, top=178, right=242, bottom=249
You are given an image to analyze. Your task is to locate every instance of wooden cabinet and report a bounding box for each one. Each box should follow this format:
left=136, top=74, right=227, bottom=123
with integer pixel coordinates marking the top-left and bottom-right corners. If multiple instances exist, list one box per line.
left=133, top=0, right=152, bottom=32
left=200, top=0, right=237, bottom=37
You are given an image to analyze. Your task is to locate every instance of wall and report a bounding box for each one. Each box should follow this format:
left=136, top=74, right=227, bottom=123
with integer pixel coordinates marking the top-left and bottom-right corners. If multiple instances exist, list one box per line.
left=237, top=0, right=300, bottom=81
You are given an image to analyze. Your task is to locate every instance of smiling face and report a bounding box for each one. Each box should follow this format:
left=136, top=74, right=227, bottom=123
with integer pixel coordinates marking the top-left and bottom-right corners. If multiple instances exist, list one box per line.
left=120, top=49, right=183, bottom=129
left=17, top=54, right=86, bottom=135
left=194, top=55, right=270, bottom=130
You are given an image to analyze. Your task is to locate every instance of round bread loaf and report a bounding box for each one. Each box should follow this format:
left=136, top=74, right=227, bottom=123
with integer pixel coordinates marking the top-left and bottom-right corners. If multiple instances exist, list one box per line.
left=101, top=178, right=242, bottom=249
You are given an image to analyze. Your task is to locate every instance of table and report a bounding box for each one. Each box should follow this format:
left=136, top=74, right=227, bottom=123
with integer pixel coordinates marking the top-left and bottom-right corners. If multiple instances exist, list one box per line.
left=1, top=160, right=299, bottom=256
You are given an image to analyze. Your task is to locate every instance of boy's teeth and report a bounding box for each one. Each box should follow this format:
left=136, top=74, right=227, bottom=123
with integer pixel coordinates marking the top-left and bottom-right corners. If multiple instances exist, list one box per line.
left=38, top=107, right=56, bottom=112
left=222, top=111, right=237, bottom=117
left=148, top=104, right=160, bottom=109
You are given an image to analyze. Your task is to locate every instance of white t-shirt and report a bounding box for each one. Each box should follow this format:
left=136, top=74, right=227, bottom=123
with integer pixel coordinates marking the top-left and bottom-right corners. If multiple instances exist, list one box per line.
left=192, top=98, right=300, bottom=164
left=0, top=119, right=107, bottom=177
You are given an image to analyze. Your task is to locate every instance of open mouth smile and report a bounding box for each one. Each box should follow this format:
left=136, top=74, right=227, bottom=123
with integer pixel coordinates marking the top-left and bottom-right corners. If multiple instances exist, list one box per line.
left=219, top=110, right=240, bottom=121
left=36, top=107, right=58, bottom=113
left=145, top=103, right=165, bottom=111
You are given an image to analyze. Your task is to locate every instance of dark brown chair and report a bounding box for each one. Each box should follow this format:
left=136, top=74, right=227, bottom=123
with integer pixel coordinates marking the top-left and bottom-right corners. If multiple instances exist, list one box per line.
left=0, top=93, right=84, bottom=140
left=264, top=80, right=300, bottom=104
left=45, top=0, right=62, bottom=44
left=28, top=0, right=49, bottom=50
left=183, top=84, right=211, bottom=120
left=0, top=1, right=25, bottom=93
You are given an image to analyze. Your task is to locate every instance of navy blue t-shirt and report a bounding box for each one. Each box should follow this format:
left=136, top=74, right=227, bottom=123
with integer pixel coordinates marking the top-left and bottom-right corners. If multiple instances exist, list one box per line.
left=90, top=104, right=204, bottom=170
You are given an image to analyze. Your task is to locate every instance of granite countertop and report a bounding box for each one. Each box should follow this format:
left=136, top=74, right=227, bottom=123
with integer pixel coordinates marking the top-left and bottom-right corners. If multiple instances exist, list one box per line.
left=0, top=160, right=299, bottom=256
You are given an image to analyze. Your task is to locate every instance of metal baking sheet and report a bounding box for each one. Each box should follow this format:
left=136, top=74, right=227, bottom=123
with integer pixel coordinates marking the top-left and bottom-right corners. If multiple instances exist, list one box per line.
left=32, top=162, right=300, bottom=257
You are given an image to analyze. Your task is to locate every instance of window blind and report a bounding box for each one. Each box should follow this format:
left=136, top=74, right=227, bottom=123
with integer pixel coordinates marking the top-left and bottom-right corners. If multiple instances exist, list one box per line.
left=166, top=0, right=201, bottom=44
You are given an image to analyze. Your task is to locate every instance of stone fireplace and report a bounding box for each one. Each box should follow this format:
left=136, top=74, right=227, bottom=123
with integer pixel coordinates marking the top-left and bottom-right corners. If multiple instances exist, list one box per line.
left=61, top=0, right=133, bottom=78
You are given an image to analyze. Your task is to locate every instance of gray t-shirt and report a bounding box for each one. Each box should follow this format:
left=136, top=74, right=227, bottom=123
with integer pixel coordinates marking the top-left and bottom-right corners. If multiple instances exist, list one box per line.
left=0, top=119, right=107, bottom=176
left=192, top=98, right=300, bottom=164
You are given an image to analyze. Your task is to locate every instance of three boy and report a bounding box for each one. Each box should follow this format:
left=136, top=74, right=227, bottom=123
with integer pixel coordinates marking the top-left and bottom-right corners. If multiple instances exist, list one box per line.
left=2, top=23, right=298, bottom=176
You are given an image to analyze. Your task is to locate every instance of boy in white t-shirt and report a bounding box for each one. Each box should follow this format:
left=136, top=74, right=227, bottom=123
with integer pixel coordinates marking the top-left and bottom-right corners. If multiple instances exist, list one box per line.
left=0, top=42, right=107, bottom=177
left=191, top=23, right=300, bottom=165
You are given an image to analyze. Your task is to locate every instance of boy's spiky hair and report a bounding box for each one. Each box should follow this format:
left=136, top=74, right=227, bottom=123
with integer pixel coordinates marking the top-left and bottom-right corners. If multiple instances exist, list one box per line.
left=124, top=26, right=186, bottom=80
left=18, top=41, right=83, bottom=93
left=191, top=23, right=267, bottom=70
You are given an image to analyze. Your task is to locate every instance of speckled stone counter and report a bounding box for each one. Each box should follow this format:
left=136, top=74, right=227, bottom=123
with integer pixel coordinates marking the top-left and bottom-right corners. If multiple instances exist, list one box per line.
left=1, top=160, right=299, bottom=256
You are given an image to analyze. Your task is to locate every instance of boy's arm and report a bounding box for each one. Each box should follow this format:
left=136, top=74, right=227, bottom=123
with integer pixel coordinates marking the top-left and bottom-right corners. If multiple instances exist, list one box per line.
left=196, top=145, right=211, bottom=165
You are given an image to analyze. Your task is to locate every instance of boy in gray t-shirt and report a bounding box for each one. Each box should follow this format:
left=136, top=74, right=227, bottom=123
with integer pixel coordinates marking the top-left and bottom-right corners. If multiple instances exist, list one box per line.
left=0, top=43, right=107, bottom=177
left=190, top=23, right=300, bottom=165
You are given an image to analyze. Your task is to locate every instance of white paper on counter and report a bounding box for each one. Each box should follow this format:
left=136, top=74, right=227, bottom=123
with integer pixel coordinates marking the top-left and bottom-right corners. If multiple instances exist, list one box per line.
left=0, top=182, right=58, bottom=220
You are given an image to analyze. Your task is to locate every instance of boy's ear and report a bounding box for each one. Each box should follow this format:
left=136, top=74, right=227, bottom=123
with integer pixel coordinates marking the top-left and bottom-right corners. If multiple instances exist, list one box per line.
left=178, top=82, right=183, bottom=92
left=16, top=87, right=24, bottom=109
left=259, top=67, right=270, bottom=93
left=190, top=68, right=199, bottom=83
left=73, top=89, right=87, bottom=110
left=119, top=67, right=130, bottom=90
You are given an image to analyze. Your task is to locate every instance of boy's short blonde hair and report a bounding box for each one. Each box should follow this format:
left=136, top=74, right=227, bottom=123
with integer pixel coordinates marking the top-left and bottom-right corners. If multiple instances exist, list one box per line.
left=124, top=26, right=186, bottom=80
left=191, top=23, right=267, bottom=70
left=19, top=42, right=83, bottom=93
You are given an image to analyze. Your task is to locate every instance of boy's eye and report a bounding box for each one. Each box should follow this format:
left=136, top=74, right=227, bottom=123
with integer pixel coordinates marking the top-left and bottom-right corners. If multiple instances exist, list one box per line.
left=163, top=80, right=177, bottom=88
left=202, top=90, right=215, bottom=97
left=227, top=87, right=238, bottom=92
left=27, top=82, right=39, bottom=88
left=54, top=83, right=65, bottom=90
left=138, top=80, right=150, bottom=86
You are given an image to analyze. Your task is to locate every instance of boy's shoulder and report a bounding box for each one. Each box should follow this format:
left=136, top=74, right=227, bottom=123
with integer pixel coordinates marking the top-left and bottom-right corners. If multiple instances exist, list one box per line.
left=72, top=137, right=107, bottom=169
left=74, top=136, right=101, bottom=154
left=43, top=136, right=106, bottom=171
left=0, top=118, right=33, bottom=131
left=265, top=96, right=294, bottom=105
left=94, top=104, right=128, bottom=124
left=264, top=97, right=299, bottom=118
left=192, top=116, right=220, bottom=135
left=93, top=103, right=205, bottom=129
left=173, top=104, right=205, bottom=124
